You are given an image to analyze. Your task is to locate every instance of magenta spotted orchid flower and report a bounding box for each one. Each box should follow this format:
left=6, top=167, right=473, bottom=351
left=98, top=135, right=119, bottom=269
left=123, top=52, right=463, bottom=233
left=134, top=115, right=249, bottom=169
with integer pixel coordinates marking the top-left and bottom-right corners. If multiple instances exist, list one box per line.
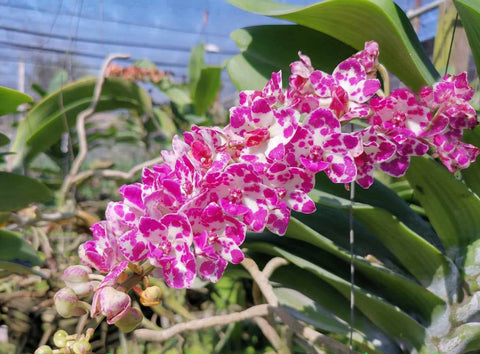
left=288, top=43, right=381, bottom=121
left=230, top=73, right=299, bottom=163
left=56, top=42, right=479, bottom=335
left=285, top=108, right=362, bottom=183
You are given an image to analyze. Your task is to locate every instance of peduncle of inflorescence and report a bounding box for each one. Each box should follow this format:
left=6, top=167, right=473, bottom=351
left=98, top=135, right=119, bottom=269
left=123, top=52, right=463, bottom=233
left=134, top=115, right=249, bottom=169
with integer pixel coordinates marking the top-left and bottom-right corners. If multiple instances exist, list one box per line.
left=37, top=42, right=479, bottom=353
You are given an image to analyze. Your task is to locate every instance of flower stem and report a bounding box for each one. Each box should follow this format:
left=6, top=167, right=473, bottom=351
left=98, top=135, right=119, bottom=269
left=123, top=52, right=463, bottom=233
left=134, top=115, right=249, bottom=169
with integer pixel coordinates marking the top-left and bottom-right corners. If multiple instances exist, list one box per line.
left=376, top=64, right=390, bottom=97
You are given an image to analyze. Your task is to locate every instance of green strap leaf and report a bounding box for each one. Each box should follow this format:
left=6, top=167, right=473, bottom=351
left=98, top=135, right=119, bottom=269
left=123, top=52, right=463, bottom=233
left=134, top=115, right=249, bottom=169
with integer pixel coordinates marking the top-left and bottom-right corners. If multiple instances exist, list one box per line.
left=269, top=265, right=399, bottom=353
left=192, top=67, right=222, bottom=116
left=153, top=108, right=177, bottom=139
left=0, top=86, right=32, bottom=116
left=455, top=0, right=480, bottom=75
left=285, top=217, right=446, bottom=322
left=247, top=242, right=427, bottom=350
left=406, top=157, right=480, bottom=257
left=10, top=77, right=153, bottom=168
left=157, top=84, right=192, bottom=106
left=0, top=172, right=52, bottom=211
left=315, top=174, right=440, bottom=248
left=228, top=0, right=439, bottom=90
left=227, top=24, right=355, bottom=90
left=275, top=287, right=387, bottom=353
left=310, top=190, right=456, bottom=298
left=188, top=44, right=206, bottom=96
left=462, top=126, right=480, bottom=196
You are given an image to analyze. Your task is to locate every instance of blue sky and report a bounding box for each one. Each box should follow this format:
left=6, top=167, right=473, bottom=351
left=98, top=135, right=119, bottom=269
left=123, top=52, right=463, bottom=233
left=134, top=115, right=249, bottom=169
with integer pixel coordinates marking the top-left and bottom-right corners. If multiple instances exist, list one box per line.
left=0, top=0, right=439, bottom=95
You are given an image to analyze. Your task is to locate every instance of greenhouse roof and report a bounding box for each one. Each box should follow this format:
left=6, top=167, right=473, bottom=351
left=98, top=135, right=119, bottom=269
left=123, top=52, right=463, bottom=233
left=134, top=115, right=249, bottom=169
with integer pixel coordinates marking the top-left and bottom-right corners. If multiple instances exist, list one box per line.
left=0, top=0, right=440, bottom=95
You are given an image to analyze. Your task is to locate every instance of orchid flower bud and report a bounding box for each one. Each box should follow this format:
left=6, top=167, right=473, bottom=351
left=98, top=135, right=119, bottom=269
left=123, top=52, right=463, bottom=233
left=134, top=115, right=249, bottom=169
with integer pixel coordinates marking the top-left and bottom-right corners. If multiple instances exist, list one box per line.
left=140, top=285, right=162, bottom=306
left=114, top=307, right=143, bottom=333
left=72, top=338, right=92, bottom=354
left=54, top=288, right=87, bottom=318
left=62, top=265, right=94, bottom=297
left=34, top=345, right=53, bottom=354
left=92, top=286, right=131, bottom=324
left=53, top=329, right=69, bottom=348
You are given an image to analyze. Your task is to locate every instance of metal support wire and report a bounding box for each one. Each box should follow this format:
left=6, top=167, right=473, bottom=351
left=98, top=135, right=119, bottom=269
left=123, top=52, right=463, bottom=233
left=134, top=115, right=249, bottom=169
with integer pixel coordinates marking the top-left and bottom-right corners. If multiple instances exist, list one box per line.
left=445, top=12, right=460, bottom=76
left=349, top=180, right=355, bottom=352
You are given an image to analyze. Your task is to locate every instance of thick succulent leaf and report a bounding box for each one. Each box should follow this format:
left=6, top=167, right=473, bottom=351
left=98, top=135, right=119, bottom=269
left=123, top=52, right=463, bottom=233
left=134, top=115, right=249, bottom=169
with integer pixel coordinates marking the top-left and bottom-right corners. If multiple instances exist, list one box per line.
left=227, top=24, right=355, bottom=90
left=455, top=0, right=480, bottom=75
left=0, top=172, right=52, bottom=212
left=0, top=229, right=41, bottom=269
left=286, top=217, right=446, bottom=323
left=293, top=204, right=401, bottom=269
left=228, top=0, right=439, bottom=90
left=10, top=77, right=153, bottom=168
left=192, top=67, right=222, bottom=116
left=269, top=265, right=400, bottom=353
left=0, top=133, right=9, bottom=147
left=315, top=173, right=440, bottom=249
left=462, top=126, right=480, bottom=196
left=275, top=288, right=386, bottom=353
left=406, top=157, right=480, bottom=257
left=0, top=86, right=32, bottom=116
left=246, top=242, right=426, bottom=350
left=309, top=190, right=456, bottom=298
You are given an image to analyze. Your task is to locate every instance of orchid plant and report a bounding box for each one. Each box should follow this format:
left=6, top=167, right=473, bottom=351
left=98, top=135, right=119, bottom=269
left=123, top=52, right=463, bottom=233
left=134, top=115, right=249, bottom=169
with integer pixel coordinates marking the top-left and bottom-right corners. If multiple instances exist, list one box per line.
left=39, top=39, right=480, bottom=353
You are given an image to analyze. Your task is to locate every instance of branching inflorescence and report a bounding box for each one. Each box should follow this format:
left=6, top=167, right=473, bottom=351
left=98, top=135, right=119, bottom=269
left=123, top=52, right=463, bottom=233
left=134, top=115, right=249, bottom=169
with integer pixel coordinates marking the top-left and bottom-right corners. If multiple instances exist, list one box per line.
left=51, top=42, right=479, bottom=346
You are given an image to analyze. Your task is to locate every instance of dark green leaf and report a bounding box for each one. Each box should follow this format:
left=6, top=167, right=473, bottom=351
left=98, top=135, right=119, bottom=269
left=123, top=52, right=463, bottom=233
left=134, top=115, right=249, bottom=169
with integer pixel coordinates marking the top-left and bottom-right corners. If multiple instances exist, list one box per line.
left=0, top=152, right=15, bottom=158
left=0, top=172, right=52, bottom=211
left=0, top=132, right=9, bottom=147
left=31, top=83, right=47, bottom=98
left=0, top=212, right=9, bottom=226
left=228, top=0, right=439, bottom=90
left=309, top=190, right=455, bottom=297
left=247, top=242, right=426, bottom=350
left=227, top=24, right=355, bottom=90
left=406, top=157, right=480, bottom=257
left=0, top=229, right=41, bottom=268
left=269, top=265, right=399, bottom=353
left=455, top=0, right=480, bottom=75
left=315, top=173, right=440, bottom=248
left=275, top=288, right=386, bottom=353
left=462, top=126, right=480, bottom=196
left=0, top=86, right=32, bottom=116
left=285, top=217, right=446, bottom=321
left=192, top=67, right=222, bottom=116
left=0, top=262, right=43, bottom=277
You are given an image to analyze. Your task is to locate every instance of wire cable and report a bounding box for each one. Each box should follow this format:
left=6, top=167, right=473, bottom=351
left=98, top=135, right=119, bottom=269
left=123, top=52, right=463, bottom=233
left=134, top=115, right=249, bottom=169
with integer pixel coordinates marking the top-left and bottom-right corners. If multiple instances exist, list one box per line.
left=0, top=24, right=237, bottom=55
left=0, top=3, right=229, bottom=38
left=0, top=41, right=187, bottom=68
left=444, top=12, right=459, bottom=76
